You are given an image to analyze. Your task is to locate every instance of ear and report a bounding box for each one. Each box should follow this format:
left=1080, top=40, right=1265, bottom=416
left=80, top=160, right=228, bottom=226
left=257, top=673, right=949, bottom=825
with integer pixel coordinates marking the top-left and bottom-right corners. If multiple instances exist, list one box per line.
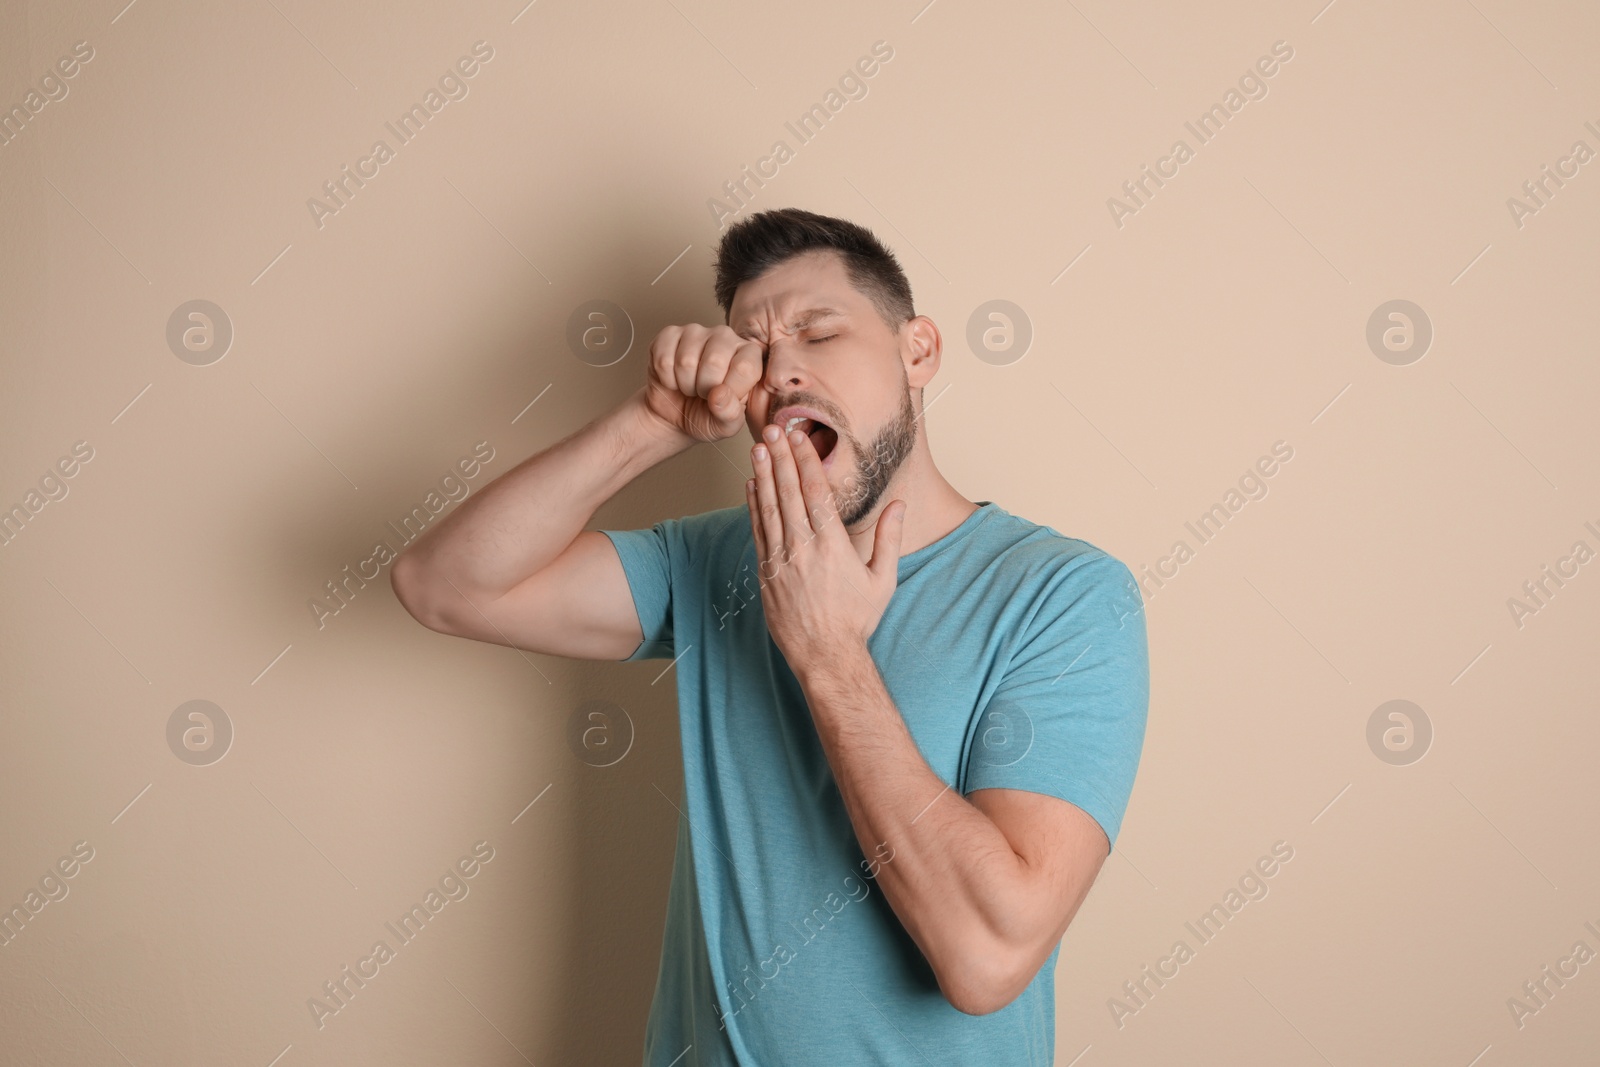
left=902, top=315, right=942, bottom=391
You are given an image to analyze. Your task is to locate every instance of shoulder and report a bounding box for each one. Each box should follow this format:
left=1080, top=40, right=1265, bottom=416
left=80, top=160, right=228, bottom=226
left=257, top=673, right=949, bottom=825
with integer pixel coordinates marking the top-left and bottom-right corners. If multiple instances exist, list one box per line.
left=658, top=505, right=751, bottom=567
left=971, top=507, right=1145, bottom=641
left=978, top=505, right=1137, bottom=591
left=675, top=505, right=749, bottom=540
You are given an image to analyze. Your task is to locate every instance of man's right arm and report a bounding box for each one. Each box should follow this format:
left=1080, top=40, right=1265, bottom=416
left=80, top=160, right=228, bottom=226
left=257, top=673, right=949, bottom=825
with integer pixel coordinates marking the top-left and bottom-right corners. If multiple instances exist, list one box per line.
left=389, top=386, right=691, bottom=660
left=389, top=324, right=765, bottom=661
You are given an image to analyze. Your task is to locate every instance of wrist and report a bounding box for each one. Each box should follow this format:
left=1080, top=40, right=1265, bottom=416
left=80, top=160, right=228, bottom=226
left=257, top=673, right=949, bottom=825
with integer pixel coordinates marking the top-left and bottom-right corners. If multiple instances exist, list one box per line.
left=617, top=387, right=695, bottom=464
left=794, top=636, right=874, bottom=696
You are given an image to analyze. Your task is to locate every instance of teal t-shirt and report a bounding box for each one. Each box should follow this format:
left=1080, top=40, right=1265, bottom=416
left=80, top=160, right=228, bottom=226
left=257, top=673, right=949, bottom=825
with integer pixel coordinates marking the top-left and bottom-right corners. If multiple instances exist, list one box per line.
left=601, top=500, right=1149, bottom=1066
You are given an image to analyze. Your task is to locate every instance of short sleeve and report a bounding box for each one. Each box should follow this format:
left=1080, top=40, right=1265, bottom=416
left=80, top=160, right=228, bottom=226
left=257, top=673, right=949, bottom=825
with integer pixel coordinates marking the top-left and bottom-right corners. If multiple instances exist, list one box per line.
left=964, top=553, right=1149, bottom=850
left=599, top=521, right=676, bottom=661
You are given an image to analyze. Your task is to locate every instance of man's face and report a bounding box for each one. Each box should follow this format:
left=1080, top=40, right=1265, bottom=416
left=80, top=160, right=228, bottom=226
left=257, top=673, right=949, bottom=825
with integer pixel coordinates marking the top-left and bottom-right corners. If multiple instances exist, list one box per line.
left=732, top=250, right=919, bottom=528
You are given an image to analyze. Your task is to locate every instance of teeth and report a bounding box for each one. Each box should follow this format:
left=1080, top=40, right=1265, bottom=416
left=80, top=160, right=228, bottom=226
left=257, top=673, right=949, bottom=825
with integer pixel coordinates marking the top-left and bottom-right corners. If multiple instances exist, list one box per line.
left=785, top=416, right=808, bottom=433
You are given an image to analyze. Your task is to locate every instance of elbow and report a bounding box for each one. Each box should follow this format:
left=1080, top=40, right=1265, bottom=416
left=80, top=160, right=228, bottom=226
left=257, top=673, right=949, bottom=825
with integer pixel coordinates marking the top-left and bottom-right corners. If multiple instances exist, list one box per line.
left=935, top=945, right=1036, bottom=1017
left=390, top=552, right=446, bottom=631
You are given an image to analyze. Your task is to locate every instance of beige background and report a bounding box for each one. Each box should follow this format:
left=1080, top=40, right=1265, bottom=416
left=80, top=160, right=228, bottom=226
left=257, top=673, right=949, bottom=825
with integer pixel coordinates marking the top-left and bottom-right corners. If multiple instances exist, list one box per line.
left=2, top=0, right=1597, bottom=1063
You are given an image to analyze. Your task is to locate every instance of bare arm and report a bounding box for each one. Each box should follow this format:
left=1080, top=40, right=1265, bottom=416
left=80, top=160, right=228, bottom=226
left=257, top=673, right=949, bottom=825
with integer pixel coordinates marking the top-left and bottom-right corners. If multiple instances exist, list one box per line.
left=389, top=387, right=686, bottom=658
left=743, top=412, right=1110, bottom=1015
left=799, top=643, right=1109, bottom=1016
left=391, top=325, right=765, bottom=660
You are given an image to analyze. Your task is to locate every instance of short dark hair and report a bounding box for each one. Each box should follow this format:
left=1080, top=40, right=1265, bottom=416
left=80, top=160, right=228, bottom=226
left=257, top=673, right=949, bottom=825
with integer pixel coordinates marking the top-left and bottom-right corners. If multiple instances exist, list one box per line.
left=713, top=208, right=915, bottom=333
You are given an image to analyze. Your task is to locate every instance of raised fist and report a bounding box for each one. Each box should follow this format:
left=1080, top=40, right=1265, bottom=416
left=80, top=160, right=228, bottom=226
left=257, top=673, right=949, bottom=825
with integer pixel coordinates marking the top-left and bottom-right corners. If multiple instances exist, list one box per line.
left=642, top=323, right=766, bottom=443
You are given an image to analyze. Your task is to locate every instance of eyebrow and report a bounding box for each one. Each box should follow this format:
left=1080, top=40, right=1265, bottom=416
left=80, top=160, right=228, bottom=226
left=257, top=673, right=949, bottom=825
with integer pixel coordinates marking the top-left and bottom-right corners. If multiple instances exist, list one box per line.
left=738, top=307, right=842, bottom=336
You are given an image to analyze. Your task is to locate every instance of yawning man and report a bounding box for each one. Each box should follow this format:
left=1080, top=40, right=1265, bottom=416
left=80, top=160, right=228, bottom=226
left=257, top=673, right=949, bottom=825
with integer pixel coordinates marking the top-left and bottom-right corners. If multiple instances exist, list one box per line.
left=391, top=207, right=1151, bottom=1065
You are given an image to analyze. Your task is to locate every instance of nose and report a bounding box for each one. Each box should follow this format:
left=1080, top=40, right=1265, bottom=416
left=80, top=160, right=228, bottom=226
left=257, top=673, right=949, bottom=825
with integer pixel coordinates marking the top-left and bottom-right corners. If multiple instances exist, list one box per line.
left=761, top=332, right=808, bottom=394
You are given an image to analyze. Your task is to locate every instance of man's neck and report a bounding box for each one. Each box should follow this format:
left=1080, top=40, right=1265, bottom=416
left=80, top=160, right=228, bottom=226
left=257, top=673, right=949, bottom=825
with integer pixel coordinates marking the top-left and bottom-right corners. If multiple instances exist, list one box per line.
left=845, top=451, right=976, bottom=563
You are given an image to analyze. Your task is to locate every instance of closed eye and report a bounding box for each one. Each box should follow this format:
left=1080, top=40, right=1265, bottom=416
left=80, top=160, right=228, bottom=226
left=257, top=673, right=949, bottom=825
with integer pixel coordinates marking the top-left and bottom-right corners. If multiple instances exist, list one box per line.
left=808, top=334, right=836, bottom=345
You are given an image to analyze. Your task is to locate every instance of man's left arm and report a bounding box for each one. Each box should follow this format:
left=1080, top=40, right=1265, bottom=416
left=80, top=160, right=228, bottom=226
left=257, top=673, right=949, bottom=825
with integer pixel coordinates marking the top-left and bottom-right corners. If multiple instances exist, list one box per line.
left=795, top=644, right=1116, bottom=1016
left=744, top=423, right=1149, bottom=1016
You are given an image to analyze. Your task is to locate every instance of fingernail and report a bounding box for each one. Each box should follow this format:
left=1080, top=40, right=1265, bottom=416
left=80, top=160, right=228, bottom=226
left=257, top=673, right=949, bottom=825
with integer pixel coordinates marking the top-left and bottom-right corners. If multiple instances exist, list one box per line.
left=754, top=445, right=767, bottom=461
left=763, top=425, right=781, bottom=443
left=788, top=429, right=805, bottom=446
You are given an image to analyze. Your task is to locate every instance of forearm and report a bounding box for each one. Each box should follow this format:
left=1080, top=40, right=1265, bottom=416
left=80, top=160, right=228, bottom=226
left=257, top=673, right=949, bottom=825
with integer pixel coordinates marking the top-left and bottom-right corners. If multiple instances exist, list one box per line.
left=395, top=387, right=690, bottom=602
left=796, top=643, right=1044, bottom=1009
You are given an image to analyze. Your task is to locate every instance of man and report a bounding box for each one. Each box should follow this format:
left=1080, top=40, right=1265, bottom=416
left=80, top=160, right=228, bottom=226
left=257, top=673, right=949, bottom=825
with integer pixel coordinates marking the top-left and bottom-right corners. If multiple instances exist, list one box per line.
left=390, top=208, right=1150, bottom=1065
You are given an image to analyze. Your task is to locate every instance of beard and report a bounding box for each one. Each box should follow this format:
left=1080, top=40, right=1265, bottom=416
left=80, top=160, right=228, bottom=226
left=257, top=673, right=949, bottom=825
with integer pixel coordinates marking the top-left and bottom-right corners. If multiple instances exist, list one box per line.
left=832, top=384, right=918, bottom=528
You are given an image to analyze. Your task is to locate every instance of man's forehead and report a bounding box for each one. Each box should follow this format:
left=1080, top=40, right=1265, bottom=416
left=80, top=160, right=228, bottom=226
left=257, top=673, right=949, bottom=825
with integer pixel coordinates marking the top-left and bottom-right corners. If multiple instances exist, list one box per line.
left=733, top=304, right=845, bottom=334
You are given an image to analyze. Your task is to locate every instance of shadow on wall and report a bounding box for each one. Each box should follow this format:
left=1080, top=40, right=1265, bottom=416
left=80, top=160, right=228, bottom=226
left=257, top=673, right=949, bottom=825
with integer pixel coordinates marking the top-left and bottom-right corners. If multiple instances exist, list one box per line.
left=272, top=209, right=741, bottom=1060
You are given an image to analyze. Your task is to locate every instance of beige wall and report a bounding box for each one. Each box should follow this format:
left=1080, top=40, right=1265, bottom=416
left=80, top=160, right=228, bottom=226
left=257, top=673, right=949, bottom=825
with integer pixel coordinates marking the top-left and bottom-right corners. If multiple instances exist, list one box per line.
left=2, top=0, right=1597, bottom=1063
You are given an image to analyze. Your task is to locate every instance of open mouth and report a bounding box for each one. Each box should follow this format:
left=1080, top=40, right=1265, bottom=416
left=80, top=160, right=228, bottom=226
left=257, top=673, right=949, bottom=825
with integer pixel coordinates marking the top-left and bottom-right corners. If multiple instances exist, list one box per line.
left=780, top=416, right=839, bottom=463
